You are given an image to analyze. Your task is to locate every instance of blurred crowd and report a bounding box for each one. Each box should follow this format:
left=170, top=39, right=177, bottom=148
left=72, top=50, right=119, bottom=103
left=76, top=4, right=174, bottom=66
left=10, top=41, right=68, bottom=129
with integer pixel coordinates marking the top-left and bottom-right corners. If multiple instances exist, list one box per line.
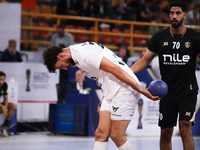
left=55, top=0, right=200, bottom=25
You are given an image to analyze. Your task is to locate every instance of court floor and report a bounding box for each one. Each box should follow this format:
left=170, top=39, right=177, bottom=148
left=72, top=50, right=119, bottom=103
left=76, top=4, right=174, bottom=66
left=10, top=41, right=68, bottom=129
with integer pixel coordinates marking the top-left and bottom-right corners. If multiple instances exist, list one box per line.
left=0, top=132, right=200, bottom=150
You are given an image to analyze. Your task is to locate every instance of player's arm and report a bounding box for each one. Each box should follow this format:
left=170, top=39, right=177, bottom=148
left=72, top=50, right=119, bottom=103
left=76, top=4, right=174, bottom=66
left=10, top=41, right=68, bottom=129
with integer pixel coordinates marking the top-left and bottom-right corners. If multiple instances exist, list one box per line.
left=130, top=50, right=156, bottom=74
left=100, top=56, right=159, bottom=101
left=0, top=103, right=7, bottom=117
left=3, top=94, right=8, bottom=109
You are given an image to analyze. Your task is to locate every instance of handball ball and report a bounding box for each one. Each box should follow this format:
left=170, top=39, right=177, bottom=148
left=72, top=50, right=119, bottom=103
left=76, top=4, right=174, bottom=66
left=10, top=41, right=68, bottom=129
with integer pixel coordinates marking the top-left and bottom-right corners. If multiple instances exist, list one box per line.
left=148, top=79, right=168, bottom=98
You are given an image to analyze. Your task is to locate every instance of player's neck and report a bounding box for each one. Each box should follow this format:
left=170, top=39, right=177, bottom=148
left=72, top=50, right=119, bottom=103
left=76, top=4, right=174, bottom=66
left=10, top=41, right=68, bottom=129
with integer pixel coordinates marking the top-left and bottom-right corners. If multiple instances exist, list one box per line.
left=170, top=25, right=186, bottom=35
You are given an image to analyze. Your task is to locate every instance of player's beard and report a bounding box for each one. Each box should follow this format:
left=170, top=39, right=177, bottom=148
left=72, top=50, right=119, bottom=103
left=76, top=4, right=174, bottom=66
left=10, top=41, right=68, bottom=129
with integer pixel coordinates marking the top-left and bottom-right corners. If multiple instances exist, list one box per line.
left=170, top=17, right=184, bottom=28
left=67, top=58, right=76, bottom=66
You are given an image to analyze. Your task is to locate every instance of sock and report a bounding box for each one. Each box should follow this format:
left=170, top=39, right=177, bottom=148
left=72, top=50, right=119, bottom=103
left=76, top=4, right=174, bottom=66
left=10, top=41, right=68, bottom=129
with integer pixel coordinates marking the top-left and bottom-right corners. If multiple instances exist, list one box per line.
left=118, top=140, right=134, bottom=150
left=93, top=141, right=108, bottom=150
left=3, top=119, right=9, bottom=127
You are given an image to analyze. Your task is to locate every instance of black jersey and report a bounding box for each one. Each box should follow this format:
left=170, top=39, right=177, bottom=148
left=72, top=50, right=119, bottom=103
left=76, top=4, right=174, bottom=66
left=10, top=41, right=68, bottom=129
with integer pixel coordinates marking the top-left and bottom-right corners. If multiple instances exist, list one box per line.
left=148, top=28, right=200, bottom=97
left=0, top=82, right=8, bottom=98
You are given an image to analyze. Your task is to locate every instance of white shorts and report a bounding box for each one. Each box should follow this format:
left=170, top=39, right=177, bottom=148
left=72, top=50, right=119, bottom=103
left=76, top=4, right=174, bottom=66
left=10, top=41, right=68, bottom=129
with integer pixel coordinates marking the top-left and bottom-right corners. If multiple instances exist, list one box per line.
left=100, top=85, right=140, bottom=120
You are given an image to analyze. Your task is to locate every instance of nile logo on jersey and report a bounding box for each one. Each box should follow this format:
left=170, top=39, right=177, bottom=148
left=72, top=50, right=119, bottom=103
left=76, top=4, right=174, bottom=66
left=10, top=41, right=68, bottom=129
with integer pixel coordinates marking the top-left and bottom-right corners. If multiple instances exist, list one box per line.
left=163, top=54, right=190, bottom=65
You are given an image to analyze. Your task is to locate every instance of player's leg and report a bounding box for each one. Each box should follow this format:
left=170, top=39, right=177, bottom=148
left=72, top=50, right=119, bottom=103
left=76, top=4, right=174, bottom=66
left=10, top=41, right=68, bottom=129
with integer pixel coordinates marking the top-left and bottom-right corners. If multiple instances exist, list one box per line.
left=6, top=102, right=16, bottom=121
left=160, top=127, right=173, bottom=150
left=179, top=120, right=194, bottom=150
left=178, top=92, right=197, bottom=150
left=93, top=99, right=111, bottom=150
left=159, top=96, right=178, bottom=150
left=2, top=102, right=16, bottom=137
left=111, top=120, right=133, bottom=150
left=110, top=86, right=139, bottom=150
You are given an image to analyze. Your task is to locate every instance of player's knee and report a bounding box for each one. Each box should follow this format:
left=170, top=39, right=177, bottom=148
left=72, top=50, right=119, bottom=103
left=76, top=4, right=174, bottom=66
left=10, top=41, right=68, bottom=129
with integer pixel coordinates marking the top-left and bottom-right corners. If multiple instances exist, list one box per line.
left=179, top=121, right=192, bottom=136
left=8, top=102, right=16, bottom=110
left=95, top=127, right=109, bottom=141
left=161, top=128, right=173, bottom=141
left=110, top=132, right=121, bottom=143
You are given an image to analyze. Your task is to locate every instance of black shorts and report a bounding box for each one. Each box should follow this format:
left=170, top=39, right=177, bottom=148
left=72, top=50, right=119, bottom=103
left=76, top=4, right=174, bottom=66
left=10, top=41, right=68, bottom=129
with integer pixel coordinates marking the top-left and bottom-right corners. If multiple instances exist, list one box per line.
left=158, top=91, right=198, bottom=128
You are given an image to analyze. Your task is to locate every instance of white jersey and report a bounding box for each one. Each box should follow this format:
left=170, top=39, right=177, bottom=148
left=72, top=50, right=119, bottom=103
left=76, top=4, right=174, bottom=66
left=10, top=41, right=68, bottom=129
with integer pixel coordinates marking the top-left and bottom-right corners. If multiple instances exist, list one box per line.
left=69, top=42, right=140, bottom=101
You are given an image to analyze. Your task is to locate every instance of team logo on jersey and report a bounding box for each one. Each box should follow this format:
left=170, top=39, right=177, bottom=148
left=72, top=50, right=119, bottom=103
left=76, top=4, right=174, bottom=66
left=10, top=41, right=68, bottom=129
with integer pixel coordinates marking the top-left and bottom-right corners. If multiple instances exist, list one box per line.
left=185, top=111, right=191, bottom=116
left=159, top=113, right=163, bottom=120
left=163, top=42, right=168, bottom=46
left=185, top=42, right=191, bottom=49
left=112, top=106, right=119, bottom=113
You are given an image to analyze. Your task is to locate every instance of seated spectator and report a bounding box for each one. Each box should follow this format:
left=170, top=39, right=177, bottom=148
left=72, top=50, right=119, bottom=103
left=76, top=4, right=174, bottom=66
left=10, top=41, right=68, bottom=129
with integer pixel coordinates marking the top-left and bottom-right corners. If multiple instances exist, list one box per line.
left=80, top=0, right=91, bottom=17
left=196, top=55, right=200, bottom=70
left=154, top=1, right=170, bottom=24
left=67, top=70, right=90, bottom=94
left=136, top=0, right=156, bottom=22
left=117, top=46, right=129, bottom=64
left=51, top=25, right=74, bottom=47
left=56, top=0, right=80, bottom=16
left=0, top=39, right=22, bottom=62
left=112, top=0, right=133, bottom=20
left=0, top=71, right=17, bottom=137
left=185, top=4, right=200, bottom=25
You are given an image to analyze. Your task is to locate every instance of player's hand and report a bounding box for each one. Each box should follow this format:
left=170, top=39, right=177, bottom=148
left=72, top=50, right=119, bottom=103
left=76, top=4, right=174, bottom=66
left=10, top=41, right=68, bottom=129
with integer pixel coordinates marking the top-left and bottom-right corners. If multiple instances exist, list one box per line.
left=141, top=88, right=160, bottom=101
left=97, top=102, right=102, bottom=113
left=0, top=105, right=8, bottom=117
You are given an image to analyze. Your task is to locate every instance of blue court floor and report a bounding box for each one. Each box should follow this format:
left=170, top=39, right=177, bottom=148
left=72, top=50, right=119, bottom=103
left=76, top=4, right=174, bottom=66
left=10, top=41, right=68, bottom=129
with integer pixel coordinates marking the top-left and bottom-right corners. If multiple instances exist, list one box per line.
left=0, top=132, right=200, bottom=150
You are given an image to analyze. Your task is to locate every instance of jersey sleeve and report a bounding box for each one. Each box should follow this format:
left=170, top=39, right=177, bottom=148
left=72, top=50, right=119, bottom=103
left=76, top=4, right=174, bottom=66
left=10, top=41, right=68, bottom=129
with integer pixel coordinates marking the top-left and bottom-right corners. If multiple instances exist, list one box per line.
left=148, top=34, right=160, bottom=54
left=2, top=82, right=8, bottom=96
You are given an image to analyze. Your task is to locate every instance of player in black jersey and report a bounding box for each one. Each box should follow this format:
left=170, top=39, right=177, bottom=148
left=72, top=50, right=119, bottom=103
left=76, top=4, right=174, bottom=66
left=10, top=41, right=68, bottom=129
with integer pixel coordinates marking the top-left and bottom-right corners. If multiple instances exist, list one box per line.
left=0, top=71, right=16, bottom=137
left=131, top=1, right=200, bottom=150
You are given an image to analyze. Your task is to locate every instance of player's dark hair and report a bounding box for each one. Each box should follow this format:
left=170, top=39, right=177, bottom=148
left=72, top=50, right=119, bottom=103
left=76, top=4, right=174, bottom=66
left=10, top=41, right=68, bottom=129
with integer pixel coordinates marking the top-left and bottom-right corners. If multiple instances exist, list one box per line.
left=0, top=71, right=6, bottom=77
left=43, top=45, right=63, bottom=73
left=169, top=1, right=187, bottom=12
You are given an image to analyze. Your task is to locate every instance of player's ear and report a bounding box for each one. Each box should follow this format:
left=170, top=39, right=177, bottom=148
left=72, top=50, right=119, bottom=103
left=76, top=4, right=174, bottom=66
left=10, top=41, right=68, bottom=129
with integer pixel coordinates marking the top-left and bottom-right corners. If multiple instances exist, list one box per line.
left=184, top=12, right=187, bottom=20
left=57, top=52, right=66, bottom=59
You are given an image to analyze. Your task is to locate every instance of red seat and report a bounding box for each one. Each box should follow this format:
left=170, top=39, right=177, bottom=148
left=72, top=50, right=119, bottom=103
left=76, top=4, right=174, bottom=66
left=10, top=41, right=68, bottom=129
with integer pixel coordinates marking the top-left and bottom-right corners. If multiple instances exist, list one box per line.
left=123, top=29, right=131, bottom=44
left=32, top=22, right=39, bottom=38
left=111, top=28, right=122, bottom=43
left=76, top=26, right=88, bottom=42
left=88, top=27, right=95, bottom=42
left=38, top=22, right=51, bottom=39
left=99, top=28, right=111, bottom=43
left=134, top=30, right=148, bottom=46
left=65, top=25, right=76, bottom=40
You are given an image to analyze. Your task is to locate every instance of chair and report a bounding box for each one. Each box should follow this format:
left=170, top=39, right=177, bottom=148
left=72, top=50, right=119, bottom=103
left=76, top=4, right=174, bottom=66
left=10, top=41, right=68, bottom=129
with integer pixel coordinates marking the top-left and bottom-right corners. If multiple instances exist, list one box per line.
left=32, top=22, right=39, bottom=39
left=134, top=30, right=148, bottom=46
left=38, top=22, right=51, bottom=39
left=123, top=29, right=131, bottom=44
left=111, top=28, right=122, bottom=44
left=41, top=5, right=52, bottom=14
left=88, top=27, right=95, bottom=42
left=99, top=28, right=111, bottom=43
left=65, top=25, right=76, bottom=40
left=76, top=26, right=88, bottom=42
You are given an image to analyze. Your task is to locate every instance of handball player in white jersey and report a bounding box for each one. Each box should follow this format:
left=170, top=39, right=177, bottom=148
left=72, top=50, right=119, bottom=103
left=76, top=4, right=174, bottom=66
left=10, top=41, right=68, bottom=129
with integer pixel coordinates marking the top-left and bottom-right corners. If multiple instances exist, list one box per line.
left=43, top=42, right=159, bottom=150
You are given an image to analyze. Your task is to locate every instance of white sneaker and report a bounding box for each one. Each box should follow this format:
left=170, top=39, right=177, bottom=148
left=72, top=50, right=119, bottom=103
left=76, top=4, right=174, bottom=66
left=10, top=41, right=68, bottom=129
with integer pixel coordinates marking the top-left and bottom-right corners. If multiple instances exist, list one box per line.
left=2, top=126, right=8, bottom=137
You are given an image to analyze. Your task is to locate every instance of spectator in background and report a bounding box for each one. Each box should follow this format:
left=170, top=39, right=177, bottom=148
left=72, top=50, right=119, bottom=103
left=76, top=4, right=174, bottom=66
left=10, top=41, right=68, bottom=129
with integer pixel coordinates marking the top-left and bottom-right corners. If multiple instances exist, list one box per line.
left=56, top=0, right=80, bottom=16
left=112, top=0, right=132, bottom=20
left=117, top=46, right=129, bottom=64
left=0, top=71, right=17, bottom=137
left=51, top=25, right=74, bottom=104
left=185, top=4, right=200, bottom=25
left=51, top=25, right=74, bottom=47
left=196, top=55, right=200, bottom=70
left=80, top=0, right=91, bottom=17
left=0, top=39, right=22, bottom=62
left=136, top=0, right=156, bottom=22
left=67, top=70, right=90, bottom=94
